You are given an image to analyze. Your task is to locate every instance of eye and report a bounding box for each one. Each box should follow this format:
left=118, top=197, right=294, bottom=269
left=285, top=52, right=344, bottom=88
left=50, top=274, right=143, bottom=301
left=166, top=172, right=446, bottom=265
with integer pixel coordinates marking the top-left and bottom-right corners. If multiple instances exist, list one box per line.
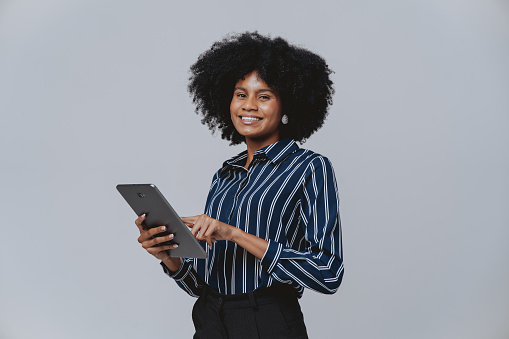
left=259, top=95, right=270, bottom=100
left=236, top=93, right=247, bottom=98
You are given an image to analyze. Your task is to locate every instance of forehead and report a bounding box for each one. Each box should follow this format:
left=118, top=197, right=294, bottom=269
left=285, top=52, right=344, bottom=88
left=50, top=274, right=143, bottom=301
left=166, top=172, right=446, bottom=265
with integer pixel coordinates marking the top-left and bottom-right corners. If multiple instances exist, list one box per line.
left=234, top=71, right=271, bottom=89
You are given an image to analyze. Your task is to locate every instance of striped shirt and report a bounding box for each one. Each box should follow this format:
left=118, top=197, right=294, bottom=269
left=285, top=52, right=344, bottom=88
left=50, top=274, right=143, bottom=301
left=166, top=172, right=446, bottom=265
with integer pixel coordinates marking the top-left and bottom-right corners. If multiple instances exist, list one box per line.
left=162, top=138, right=344, bottom=297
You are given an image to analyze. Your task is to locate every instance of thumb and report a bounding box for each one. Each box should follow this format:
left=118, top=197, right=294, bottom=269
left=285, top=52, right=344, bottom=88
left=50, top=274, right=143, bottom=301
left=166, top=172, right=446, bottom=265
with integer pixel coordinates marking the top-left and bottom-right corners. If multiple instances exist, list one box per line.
left=135, top=214, right=147, bottom=232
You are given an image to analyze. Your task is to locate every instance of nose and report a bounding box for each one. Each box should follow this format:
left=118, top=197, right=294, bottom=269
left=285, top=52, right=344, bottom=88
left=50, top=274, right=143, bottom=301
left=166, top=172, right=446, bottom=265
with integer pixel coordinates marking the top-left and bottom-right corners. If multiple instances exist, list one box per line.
left=242, top=96, right=257, bottom=111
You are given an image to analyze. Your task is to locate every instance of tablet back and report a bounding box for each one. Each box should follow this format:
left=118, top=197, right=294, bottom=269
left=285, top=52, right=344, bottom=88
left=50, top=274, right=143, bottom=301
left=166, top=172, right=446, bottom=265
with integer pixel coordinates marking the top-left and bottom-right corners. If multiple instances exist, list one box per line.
left=117, top=184, right=207, bottom=259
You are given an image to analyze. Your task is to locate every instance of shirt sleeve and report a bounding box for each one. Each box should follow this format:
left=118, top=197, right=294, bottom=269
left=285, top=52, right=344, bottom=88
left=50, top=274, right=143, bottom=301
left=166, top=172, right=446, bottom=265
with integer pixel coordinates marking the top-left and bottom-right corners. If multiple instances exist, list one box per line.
left=160, top=259, right=205, bottom=297
left=159, top=169, right=222, bottom=298
left=260, top=156, right=344, bottom=294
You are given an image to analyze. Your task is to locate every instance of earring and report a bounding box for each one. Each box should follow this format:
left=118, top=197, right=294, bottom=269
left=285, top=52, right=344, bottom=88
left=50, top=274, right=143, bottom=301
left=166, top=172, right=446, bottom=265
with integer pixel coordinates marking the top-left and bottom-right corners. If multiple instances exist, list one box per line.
left=281, top=114, right=288, bottom=125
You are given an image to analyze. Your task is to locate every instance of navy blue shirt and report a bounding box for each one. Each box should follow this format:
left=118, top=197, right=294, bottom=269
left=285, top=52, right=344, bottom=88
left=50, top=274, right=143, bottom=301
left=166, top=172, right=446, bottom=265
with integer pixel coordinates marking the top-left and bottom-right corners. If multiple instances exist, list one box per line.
left=162, top=138, right=343, bottom=297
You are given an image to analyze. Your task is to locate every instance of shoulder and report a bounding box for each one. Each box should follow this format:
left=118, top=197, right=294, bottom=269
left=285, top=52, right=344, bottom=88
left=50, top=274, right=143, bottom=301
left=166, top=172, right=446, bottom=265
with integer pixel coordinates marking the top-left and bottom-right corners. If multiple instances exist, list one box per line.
left=208, top=167, right=223, bottom=187
left=291, top=147, right=336, bottom=173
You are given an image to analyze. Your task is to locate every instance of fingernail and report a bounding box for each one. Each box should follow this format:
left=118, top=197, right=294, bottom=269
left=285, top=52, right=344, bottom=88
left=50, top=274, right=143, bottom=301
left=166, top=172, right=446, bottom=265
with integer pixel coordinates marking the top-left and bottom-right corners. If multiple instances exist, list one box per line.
left=161, top=226, right=166, bottom=231
left=168, top=234, right=173, bottom=239
left=141, top=214, right=146, bottom=217
left=173, top=244, right=178, bottom=248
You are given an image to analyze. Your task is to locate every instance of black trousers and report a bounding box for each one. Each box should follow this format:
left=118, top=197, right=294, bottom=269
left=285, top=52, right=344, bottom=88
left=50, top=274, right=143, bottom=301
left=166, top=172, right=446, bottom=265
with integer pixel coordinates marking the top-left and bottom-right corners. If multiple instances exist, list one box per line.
left=192, top=284, right=308, bottom=339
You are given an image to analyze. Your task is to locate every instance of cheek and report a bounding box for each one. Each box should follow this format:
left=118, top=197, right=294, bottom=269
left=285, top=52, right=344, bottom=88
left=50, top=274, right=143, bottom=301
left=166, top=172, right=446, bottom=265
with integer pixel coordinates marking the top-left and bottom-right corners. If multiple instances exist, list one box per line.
left=270, top=103, right=283, bottom=121
left=230, top=100, right=239, bottom=116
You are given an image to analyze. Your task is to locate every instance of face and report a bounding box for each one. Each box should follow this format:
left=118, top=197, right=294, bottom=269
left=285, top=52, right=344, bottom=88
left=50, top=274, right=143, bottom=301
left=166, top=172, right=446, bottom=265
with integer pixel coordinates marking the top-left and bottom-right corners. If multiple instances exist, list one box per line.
left=230, top=71, right=283, bottom=146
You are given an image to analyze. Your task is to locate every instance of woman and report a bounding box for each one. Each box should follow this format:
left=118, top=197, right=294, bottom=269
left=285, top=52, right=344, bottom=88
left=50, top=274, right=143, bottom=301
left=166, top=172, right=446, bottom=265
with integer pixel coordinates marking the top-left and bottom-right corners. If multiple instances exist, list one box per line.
left=135, top=32, right=344, bottom=339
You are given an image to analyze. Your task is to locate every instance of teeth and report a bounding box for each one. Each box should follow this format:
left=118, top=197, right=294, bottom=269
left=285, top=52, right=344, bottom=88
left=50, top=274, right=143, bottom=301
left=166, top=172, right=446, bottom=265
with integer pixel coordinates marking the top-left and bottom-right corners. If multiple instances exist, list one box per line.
left=241, top=117, right=261, bottom=121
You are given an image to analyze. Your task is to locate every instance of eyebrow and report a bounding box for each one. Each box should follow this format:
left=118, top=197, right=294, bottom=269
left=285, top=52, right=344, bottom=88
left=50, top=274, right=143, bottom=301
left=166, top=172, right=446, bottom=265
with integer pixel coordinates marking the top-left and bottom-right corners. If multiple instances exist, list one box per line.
left=234, top=87, right=275, bottom=94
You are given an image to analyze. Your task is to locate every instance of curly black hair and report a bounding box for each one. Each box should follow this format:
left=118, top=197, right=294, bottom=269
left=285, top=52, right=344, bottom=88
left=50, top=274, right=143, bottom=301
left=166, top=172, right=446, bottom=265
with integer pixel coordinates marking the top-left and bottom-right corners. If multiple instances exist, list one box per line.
left=188, top=32, right=334, bottom=145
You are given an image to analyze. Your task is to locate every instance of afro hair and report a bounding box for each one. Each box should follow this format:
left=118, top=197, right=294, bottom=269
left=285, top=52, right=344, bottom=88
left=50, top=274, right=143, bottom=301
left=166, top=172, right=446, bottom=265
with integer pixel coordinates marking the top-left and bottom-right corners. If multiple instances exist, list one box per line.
left=188, top=32, right=334, bottom=145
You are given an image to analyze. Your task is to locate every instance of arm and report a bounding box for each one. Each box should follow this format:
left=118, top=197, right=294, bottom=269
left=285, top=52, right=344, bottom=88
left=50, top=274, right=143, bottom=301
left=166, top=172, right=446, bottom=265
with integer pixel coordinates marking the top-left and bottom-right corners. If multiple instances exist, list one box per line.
left=160, top=258, right=205, bottom=298
left=135, top=214, right=205, bottom=297
left=182, top=215, right=268, bottom=258
left=260, top=156, right=344, bottom=294
left=180, top=157, right=343, bottom=294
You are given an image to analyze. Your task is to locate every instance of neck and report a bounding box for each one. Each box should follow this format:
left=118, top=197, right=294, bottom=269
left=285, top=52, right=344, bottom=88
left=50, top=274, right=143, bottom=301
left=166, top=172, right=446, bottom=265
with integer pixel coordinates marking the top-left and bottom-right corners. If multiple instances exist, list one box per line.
left=244, top=136, right=280, bottom=169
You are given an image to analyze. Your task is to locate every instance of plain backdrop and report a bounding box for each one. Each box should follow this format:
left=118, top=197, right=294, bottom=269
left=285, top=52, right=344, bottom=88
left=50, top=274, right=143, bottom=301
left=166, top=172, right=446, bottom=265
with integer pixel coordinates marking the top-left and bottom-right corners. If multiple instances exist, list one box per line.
left=1, top=0, right=508, bottom=338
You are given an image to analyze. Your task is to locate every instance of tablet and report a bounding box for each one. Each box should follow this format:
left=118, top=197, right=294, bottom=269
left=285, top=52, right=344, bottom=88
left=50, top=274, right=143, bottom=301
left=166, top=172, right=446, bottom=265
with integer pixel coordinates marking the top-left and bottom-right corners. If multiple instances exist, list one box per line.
left=116, top=184, right=207, bottom=258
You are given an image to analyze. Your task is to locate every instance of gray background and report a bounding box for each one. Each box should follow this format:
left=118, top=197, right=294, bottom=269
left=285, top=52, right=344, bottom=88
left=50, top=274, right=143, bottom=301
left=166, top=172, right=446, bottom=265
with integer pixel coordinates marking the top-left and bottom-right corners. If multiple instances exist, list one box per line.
left=1, top=0, right=508, bottom=338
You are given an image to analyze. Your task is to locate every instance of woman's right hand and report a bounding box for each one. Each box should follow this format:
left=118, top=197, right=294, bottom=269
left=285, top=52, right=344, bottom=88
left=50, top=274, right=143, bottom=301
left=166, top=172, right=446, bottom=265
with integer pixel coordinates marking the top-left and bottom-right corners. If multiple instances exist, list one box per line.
left=135, top=214, right=181, bottom=271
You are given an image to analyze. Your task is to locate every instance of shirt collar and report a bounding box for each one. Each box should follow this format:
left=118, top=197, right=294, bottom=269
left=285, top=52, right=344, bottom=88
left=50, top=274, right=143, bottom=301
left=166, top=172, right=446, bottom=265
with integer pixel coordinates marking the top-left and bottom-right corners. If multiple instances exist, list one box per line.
left=221, top=138, right=299, bottom=173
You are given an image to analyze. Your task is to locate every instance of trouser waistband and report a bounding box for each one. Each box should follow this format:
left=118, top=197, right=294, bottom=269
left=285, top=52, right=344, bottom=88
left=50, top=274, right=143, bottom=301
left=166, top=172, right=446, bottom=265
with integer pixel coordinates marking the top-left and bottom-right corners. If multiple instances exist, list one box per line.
left=202, top=284, right=298, bottom=310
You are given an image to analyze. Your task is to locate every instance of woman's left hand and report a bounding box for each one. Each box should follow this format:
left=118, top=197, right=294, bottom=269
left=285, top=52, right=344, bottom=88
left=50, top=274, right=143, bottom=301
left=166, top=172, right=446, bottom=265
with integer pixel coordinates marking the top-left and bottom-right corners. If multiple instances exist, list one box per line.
left=181, top=214, right=237, bottom=249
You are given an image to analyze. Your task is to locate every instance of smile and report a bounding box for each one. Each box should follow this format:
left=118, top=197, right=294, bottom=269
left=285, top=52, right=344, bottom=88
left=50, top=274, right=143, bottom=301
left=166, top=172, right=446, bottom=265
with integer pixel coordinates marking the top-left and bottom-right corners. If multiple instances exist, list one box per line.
left=240, top=117, right=262, bottom=121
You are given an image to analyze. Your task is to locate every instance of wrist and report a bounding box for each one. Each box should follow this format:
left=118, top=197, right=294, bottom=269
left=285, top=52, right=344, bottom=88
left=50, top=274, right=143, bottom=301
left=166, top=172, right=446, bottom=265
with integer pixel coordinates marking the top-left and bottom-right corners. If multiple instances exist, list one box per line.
left=162, top=257, right=181, bottom=272
left=229, top=227, right=243, bottom=243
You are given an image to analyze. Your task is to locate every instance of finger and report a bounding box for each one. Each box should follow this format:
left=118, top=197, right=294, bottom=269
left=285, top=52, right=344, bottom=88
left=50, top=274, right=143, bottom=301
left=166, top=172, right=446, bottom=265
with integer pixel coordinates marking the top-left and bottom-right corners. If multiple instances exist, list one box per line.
left=147, top=244, right=179, bottom=254
left=138, top=225, right=167, bottom=243
left=189, top=216, right=204, bottom=238
left=203, top=223, right=217, bottom=248
left=142, top=233, right=175, bottom=249
left=199, top=231, right=213, bottom=249
left=181, top=216, right=196, bottom=228
left=193, top=215, right=211, bottom=239
left=193, top=218, right=214, bottom=249
left=135, top=214, right=147, bottom=232
left=181, top=216, right=199, bottom=225
left=147, top=243, right=179, bottom=258
left=203, top=222, right=217, bottom=238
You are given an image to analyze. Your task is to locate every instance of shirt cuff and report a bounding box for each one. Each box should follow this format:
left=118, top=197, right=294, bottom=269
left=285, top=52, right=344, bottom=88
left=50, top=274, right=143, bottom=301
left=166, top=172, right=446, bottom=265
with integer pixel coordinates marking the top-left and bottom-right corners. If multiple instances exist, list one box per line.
left=261, top=239, right=283, bottom=274
left=160, top=259, right=187, bottom=280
